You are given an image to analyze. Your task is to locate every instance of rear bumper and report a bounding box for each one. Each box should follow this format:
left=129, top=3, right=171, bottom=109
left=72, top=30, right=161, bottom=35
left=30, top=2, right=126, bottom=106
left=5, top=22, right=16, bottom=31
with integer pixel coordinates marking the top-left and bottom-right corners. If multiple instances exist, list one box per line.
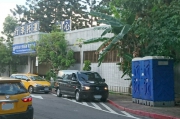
left=0, top=105, right=33, bottom=119
left=34, top=86, right=52, bottom=93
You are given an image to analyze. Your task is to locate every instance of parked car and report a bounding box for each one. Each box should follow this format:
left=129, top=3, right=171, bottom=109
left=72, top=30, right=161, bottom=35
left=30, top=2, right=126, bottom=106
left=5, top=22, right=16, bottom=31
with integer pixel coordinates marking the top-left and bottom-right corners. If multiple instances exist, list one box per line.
left=56, top=70, right=109, bottom=102
left=10, top=73, right=51, bottom=94
left=0, top=77, right=33, bottom=119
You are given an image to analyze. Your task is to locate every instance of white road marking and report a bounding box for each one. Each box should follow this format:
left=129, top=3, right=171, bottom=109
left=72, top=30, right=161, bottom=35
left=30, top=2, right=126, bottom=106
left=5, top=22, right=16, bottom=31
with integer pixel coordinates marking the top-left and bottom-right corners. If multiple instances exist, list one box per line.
left=121, top=111, right=139, bottom=119
left=91, top=102, right=102, bottom=110
left=100, top=102, right=118, bottom=114
left=31, top=95, right=43, bottom=99
left=82, top=102, right=88, bottom=106
left=52, top=94, right=140, bottom=119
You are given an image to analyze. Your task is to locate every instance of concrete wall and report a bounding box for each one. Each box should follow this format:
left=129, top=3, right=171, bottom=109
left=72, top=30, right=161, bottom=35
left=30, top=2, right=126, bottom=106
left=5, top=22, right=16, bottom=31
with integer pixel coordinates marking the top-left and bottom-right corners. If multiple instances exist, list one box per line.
left=13, top=32, right=45, bottom=44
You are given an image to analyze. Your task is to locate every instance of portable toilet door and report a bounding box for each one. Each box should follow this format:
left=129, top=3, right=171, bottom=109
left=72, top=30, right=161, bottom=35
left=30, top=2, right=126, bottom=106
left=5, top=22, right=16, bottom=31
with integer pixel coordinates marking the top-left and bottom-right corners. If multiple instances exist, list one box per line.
left=132, top=57, right=143, bottom=99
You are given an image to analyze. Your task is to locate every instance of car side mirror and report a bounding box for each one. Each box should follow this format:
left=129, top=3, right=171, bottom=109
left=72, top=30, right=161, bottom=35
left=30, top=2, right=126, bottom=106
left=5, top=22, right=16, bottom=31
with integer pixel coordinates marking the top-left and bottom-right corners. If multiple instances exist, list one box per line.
left=102, top=78, right=105, bottom=82
left=27, top=79, right=30, bottom=81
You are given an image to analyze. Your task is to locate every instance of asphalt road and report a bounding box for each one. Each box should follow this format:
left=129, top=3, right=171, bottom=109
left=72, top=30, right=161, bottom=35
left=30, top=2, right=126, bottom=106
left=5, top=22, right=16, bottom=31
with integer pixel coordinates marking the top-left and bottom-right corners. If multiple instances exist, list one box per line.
left=31, top=93, right=150, bottom=119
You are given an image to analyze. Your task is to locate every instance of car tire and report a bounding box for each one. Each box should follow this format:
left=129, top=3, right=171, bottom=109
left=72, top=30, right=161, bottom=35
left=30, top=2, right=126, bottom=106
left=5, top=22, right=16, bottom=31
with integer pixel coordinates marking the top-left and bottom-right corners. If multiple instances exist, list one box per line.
left=75, top=91, right=81, bottom=102
left=45, top=92, right=49, bottom=94
left=57, top=88, right=62, bottom=97
left=101, top=98, right=107, bottom=102
left=28, top=86, right=34, bottom=94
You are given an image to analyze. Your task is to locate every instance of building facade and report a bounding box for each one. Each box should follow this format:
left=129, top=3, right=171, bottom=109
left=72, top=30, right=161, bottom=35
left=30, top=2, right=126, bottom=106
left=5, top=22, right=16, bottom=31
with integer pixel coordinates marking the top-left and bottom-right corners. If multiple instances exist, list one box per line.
left=7, top=25, right=132, bottom=93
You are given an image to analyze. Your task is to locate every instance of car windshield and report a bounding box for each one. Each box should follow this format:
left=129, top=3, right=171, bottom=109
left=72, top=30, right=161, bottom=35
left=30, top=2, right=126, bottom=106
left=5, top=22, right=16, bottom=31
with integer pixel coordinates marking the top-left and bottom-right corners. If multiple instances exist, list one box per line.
left=29, top=76, right=45, bottom=81
left=78, top=72, right=103, bottom=81
left=0, top=82, right=27, bottom=95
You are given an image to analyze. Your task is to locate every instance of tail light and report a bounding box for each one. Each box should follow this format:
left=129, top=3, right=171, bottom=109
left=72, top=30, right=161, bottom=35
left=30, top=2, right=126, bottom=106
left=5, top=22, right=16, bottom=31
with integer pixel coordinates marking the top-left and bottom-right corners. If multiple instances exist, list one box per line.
left=22, top=96, right=32, bottom=102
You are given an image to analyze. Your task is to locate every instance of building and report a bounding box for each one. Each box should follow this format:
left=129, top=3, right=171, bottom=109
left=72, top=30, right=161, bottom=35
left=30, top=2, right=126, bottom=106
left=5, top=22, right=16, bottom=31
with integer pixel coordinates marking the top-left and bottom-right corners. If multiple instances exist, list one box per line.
left=9, top=23, right=131, bottom=93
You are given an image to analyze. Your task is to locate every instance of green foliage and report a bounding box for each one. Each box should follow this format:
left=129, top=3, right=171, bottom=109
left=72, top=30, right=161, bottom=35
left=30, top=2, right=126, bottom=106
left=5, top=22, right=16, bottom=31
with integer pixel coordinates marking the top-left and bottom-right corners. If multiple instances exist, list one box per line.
left=83, top=60, right=91, bottom=71
left=84, top=11, right=132, bottom=76
left=0, top=15, right=24, bottom=76
left=45, top=70, right=56, bottom=81
left=1, top=15, right=18, bottom=43
left=10, top=0, right=110, bottom=32
left=35, top=31, right=75, bottom=72
left=0, top=42, right=11, bottom=74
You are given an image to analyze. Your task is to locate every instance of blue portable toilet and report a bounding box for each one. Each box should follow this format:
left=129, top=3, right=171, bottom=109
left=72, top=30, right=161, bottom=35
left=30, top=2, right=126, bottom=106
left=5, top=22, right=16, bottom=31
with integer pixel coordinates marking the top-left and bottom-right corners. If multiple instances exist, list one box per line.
left=141, top=56, right=174, bottom=106
left=132, top=57, right=143, bottom=103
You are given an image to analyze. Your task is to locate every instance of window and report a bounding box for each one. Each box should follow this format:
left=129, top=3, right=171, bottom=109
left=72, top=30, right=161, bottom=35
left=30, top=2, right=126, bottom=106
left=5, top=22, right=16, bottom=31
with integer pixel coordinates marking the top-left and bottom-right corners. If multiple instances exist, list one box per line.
left=21, top=76, right=29, bottom=80
left=78, top=72, right=103, bottom=81
left=83, top=50, right=119, bottom=63
left=74, top=52, right=80, bottom=63
left=0, top=82, right=27, bottom=95
left=103, top=50, right=119, bottom=62
left=14, top=75, right=22, bottom=79
left=63, top=74, right=72, bottom=81
left=83, top=51, right=98, bottom=63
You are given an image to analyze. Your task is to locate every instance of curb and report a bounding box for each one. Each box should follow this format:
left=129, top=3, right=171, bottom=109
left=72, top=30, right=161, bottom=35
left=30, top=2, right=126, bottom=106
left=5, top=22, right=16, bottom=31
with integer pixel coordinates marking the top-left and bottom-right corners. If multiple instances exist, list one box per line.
left=107, top=99, right=180, bottom=119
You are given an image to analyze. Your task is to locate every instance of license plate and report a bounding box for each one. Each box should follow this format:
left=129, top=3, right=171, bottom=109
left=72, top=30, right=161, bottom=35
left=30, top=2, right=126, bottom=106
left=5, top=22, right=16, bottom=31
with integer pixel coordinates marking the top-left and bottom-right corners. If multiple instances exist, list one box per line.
left=94, top=95, right=102, bottom=99
left=2, top=103, right=14, bottom=110
left=44, top=87, right=49, bottom=91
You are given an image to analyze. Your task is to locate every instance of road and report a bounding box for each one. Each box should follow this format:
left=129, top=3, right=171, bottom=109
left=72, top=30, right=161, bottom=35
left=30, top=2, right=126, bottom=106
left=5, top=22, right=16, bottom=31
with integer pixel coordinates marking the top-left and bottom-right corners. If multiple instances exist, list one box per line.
left=31, top=93, right=150, bottom=119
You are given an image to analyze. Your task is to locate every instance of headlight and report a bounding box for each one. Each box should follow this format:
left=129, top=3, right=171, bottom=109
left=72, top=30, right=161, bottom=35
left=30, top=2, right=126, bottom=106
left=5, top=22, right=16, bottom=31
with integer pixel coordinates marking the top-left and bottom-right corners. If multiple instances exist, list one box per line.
left=34, top=84, right=42, bottom=87
left=104, top=87, right=108, bottom=90
left=81, top=86, right=90, bottom=90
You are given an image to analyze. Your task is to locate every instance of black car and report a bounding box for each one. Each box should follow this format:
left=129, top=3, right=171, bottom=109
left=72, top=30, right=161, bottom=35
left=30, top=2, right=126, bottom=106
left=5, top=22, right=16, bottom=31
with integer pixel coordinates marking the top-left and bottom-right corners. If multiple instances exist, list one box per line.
left=56, top=70, right=109, bottom=102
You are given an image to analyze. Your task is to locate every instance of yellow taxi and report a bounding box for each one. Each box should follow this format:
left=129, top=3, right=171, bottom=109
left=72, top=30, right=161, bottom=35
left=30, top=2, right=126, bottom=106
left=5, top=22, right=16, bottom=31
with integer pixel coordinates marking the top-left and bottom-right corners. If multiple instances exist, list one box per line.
left=0, top=77, right=33, bottom=119
left=10, top=73, right=51, bottom=94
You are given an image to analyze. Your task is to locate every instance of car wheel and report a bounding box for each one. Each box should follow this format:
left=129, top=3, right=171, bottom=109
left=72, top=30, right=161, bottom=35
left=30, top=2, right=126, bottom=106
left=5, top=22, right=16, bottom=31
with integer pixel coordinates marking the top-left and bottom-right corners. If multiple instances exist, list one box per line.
left=45, top=92, right=49, bottom=94
left=56, top=88, right=62, bottom=97
left=28, top=86, right=34, bottom=94
left=101, top=98, right=107, bottom=102
left=75, top=91, right=81, bottom=102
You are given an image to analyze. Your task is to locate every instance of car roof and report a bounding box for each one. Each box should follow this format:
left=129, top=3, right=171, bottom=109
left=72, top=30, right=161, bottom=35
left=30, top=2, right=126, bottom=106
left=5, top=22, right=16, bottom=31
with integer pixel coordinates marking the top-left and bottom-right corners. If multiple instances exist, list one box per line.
left=0, top=77, right=21, bottom=82
left=11, top=73, right=38, bottom=76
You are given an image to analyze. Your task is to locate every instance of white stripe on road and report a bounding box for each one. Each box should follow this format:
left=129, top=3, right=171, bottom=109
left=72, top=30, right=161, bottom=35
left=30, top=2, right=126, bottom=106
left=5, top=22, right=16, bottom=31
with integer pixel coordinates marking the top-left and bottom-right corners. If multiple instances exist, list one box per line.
left=100, top=102, right=118, bottom=114
left=91, top=102, right=102, bottom=110
left=82, top=102, right=88, bottom=106
left=121, top=111, right=139, bottom=119
left=52, top=94, right=140, bottom=119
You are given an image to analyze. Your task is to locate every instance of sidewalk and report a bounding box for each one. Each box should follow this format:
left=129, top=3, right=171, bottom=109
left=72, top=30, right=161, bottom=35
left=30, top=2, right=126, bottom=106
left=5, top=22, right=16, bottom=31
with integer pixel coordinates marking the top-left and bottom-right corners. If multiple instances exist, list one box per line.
left=108, top=93, right=180, bottom=119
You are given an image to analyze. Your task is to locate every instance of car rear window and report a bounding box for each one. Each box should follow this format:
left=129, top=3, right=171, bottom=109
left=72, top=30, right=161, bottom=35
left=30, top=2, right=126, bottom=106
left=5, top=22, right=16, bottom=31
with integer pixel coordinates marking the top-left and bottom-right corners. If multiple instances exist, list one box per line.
left=0, top=82, right=27, bottom=95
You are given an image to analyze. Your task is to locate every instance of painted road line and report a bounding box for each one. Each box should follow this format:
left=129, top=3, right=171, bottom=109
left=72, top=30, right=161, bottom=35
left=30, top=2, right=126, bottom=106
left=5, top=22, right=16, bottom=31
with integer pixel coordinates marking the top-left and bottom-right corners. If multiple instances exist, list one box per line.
left=91, top=102, right=102, bottom=110
left=31, top=95, right=43, bottom=99
left=121, top=111, right=139, bottom=119
left=82, top=102, right=88, bottom=106
left=63, top=98, right=140, bottom=119
left=100, top=102, right=118, bottom=114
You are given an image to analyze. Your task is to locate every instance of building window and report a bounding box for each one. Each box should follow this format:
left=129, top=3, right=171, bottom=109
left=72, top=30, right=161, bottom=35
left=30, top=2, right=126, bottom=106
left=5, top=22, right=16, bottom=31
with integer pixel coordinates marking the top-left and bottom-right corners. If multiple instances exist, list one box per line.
left=83, top=51, right=98, bottom=63
left=83, top=50, right=119, bottom=63
left=102, top=50, right=119, bottom=63
left=74, top=52, right=80, bottom=63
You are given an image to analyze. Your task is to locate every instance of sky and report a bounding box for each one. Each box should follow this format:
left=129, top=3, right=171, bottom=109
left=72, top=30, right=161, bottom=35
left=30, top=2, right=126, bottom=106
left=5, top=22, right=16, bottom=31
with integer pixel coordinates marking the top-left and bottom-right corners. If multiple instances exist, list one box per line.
left=0, top=0, right=26, bottom=35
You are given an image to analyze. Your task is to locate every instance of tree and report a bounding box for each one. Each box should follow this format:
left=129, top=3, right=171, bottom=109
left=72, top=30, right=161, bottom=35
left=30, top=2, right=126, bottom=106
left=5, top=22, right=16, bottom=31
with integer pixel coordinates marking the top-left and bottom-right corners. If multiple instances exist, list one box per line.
left=84, top=0, right=180, bottom=79
left=0, top=15, right=27, bottom=76
left=84, top=10, right=132, bottom=79
left=0, top=41, right=11, bottom=76
left=10, top=0, right=106, bottom=32
left=35, top=30, right=75, bottom=74
left=83, top=60, right=91, bottom=71
left=1, top=15, right=17, bottom=43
